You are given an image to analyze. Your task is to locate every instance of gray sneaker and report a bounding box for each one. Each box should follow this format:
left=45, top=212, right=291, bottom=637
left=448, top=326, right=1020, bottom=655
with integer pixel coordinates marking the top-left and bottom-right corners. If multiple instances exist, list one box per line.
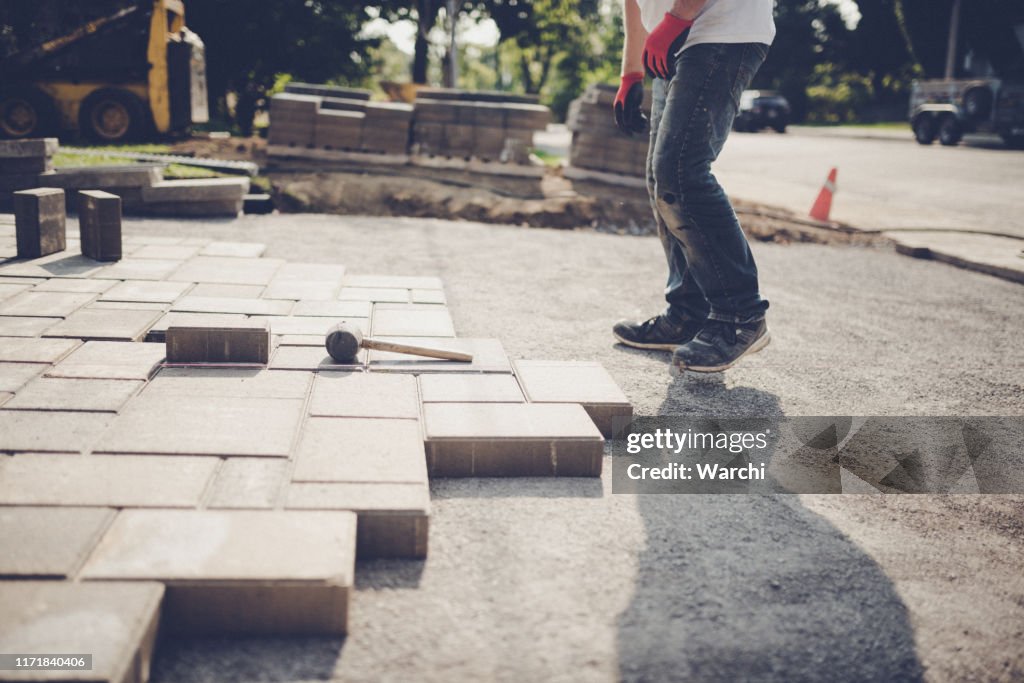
left=672, top=319, right=771, bottom=372
left=613, top=314, right=704, bottom=351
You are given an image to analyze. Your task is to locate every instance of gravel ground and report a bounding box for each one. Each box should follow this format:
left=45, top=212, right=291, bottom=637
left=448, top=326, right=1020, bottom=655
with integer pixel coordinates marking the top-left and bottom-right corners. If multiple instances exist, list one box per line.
left=141, top=213, right=1023, bottom=683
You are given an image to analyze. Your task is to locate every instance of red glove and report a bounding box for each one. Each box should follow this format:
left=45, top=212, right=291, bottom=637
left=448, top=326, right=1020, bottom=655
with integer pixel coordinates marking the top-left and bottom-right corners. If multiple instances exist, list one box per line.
left=642, top=13, right=694, bottom=80
left=614, top=72, right=647, bottom=135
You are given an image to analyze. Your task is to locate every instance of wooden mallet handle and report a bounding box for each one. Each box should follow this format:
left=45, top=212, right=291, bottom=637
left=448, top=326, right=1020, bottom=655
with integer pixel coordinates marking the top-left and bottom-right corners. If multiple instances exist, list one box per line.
left=361, top=337, right=473, bottom=362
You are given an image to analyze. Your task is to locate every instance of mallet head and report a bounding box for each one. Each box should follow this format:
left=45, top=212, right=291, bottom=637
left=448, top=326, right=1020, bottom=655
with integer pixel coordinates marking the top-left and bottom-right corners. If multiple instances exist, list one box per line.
left=325, top=322, right=363, bottom=363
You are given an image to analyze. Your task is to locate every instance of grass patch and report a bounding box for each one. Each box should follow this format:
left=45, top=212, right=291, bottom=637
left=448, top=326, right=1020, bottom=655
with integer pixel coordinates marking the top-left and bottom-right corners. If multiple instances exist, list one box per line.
left=53, top=152, right=224, bottom=179
left=531, top=148, right=565, bottom=167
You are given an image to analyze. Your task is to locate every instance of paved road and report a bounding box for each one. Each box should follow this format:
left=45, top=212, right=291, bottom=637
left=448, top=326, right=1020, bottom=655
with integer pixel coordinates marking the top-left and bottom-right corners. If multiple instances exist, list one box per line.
left=716, top=127, right=1024, bottom=237
left=143, top=213, right=1024, bottom=683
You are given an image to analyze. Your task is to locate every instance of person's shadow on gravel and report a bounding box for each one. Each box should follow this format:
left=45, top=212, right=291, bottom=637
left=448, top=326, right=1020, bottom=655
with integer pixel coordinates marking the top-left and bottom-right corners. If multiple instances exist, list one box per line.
left=616, top=378, right=924, bottom=682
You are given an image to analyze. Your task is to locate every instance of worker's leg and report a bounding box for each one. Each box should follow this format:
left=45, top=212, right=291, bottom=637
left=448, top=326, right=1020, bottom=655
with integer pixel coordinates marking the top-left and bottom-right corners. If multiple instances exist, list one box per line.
left=651, top=42, right=771, bottom=370
left=612, top=78, right=708, bottom=351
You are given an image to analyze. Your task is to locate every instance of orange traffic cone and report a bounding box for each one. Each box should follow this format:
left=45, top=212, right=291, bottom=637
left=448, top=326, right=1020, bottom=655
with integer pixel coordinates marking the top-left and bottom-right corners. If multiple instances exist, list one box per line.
left=809, top=167, right=837, bottom=222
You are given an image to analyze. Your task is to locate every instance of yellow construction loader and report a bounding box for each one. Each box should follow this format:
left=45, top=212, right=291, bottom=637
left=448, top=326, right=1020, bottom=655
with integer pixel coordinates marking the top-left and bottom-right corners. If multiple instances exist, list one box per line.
left=0, top=0, right=208, bottom=142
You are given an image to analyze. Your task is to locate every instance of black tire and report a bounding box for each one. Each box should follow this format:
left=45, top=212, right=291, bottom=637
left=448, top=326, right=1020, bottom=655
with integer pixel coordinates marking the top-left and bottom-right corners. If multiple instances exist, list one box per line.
left=79, top=88, right=146, bottom=143
left=938, top=115, right=963, bottom=146
left=962, top=87, right=993, bottom=123
left=912, top=115, right=936, bottom=145
left=0, top=87, right=57, bottom=139
left=772, top=123, right=787, bottom=134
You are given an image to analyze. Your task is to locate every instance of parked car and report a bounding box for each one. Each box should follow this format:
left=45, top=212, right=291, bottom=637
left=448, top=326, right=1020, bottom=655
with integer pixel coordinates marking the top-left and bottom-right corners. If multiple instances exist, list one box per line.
left=733, top=90, right=790, bottom=133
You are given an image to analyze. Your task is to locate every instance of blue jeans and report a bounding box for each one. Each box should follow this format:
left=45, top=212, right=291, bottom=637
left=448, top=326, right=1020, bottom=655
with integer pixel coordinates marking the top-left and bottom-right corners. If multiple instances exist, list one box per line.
left=647, top=42, right=770, bottom=324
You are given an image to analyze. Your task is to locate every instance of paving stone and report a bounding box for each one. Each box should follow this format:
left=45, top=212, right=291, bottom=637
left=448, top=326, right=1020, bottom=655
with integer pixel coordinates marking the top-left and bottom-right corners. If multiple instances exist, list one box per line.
left=146, top=311, right=247, bottom=342
left=0, top=361, right=46, bottom=392
left=0, top=282, right=31, bottom=301
left=371, top=303, right=455, bottom=337
left=250, top=315, right=343, bottom=337
left=0, top=453, right=218, bottom=507
left=78, top=190, right=123, bottom=262
left=145, top=367, right=311, bottom=400
left=368, top=337, right=512, bottom=373
left=89, top=300, right=169, bottom=311
left=14, top=187, right=66, bottom=259
left=0, top=137, right=59, bottom=157
left=269, top=344, right=365, bottom=370
left=171, top=294, right=294, bottom=316
left=94, top=394, right=304, bottom=457
left=514, top=360, right=633, bottom=437
left=166, top=319, right=271, bottom=364
left=5, top=377, right=141, bottom=412
left=0, top=290, right=95, bottom=317
left=0, top=410, right=113, bottom=453
left=419, top=373, right=525, bottom=403
left=0, top=251, right=107, bottom=279
left=0, top=337, right=78, bottom=363
left=310, top=372, right=419, bottom=418
left=169, top=256, right=285, bottom=286
left=0, top=392, right=10, bottom=405
left=423, top=403, right=604, bottom=477
left=293, top=417, right=428, bottom=484
left=100, top=279, right=192, bottom=303
left=33, top=277, right=116, bottom=293
left=412, top=288, right=447, bottom=304
left=262, top=263, right=346, bottom=300
left=291, top=300, right=371, bottom=318
left=343, top=274, right=443, bottom=289
left=286, top=482, right=429, bottom=558
left=46, top=341, right=165, bottom=380
left=93, top=258, right=184, bottom=281
left=0, top=581, right=164, bottom=683
left=0, top=506, right=113, bottom=578
left=199, top=241, right=266, bottom=258
left=141, top=177, right=250, bottom=203
left=42, top=307, right=162, bottom=341
left=0, top=315, right=61, bottom=337
left=277, top=333, right=334, bottom=347
left=206, top=458, right=289, bottom=509
left=189, top=282, right=265, bottom=298
left=130, top=244, right=199, bottom=260
left=338, top=286, right=410, bottom=303
left=81, top=509, right=356, bottom=635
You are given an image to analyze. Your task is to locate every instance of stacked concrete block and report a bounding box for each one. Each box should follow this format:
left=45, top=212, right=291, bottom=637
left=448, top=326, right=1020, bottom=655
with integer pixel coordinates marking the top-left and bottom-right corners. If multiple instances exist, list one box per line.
left=285, top=82, right=371, bottom=100
left=270, top=91, right=413, bottom=156
left=13, top=187, right=66, bottom=258
left=361, top=102, right=413, bottom=155
left=78, top=190, right=122, bottom=261
left=268, top=93, right=321, bottom=147
left=165, top=319, right=271, bottom=364
left=314, top=109, right=364, bottom=150
left=412, top=96, right=551, bottom=161
left=567, top=83, right=651, bottom=177
left=0, top=138, right=57, bottom=204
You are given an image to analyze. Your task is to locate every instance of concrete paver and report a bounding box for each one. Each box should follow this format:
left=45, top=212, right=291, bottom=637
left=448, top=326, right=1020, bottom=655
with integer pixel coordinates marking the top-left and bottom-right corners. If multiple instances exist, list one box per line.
left=0, top=506, right=113, bottom=578
left=514, top=360, right=633, bottom=437
left=168, top=256, right=286, bottom=285
left=206, top=458, right=289, bottom=509
left=310, top=372, right=419, bottom=418
left=293, top=417, right=427, bottom=484
left=46, top=340, right=164, bottom=380
left=144, top=367, right=311, bottom=399
left=0, top=337, right=78, bottom=363
left=419, top=374, right=525, bottom=403
left=367, top=337, right=512, bottom=373
left=42, top=307, right=162, bottom=342
left=100, top=279, right=192, bottom=303
left=0, top=410, right=113, bottom=453
left=4, top=377, right=142, bottom=412
left=0, top=290, right=95, bottom=318
left=0, top=315, right=61, bottom=337
left=0, top=361, right=46, bottom=393
left=371, top=303, right=455, bottom=337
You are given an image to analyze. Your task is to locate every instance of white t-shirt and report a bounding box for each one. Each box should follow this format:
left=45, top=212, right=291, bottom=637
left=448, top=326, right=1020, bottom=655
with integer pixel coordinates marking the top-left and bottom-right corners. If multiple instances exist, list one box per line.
left=637, top=0, right=776, bottom=48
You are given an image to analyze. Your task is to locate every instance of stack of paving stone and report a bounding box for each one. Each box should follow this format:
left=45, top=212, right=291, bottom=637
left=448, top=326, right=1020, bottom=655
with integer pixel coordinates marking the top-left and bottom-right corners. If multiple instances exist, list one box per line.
left=268, top=92, right=413, bottom=156
left=0, top=215, right=633, bottom=678
left=567, top=83, right=652, bottom=177
left=411, top=90, right=551, bottom=162
left=0, top=138, right=249, bottom=217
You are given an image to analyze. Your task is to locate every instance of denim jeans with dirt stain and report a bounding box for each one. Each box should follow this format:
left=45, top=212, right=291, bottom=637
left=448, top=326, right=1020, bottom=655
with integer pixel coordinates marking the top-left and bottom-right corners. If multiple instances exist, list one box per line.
left=646, top=42, right=770, bottom=324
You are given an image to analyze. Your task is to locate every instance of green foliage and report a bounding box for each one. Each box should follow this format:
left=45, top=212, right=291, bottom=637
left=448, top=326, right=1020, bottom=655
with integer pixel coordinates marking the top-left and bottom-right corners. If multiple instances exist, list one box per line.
left=805, top=63, right=874, bottom=123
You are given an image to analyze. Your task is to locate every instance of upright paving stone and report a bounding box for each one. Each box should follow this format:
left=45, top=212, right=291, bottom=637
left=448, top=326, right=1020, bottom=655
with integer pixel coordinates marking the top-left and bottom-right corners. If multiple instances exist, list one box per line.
left=42, top=307, right=162, bottom=342
left=146, top=311, right=247, bottom=343
left=514, top=360, right=633, bottom=437
left=310, top=372, right=419, bottom=419
left=80, top=509, right=356, bottom=635
left=423, top=402, right=604, bottom=477
left=293, top=417, right=428, bottom=484
left=78, top=190, right=122, bottom=262
left=0, top=581, right=164, bottom=683
left=0, top=506, right=112, bottom=578
left=166, top=319, right=271, bottom=364
left=46, top=340, right=165, bottom=380
left=13, top=188, right=65, bottom=259
left=287, top=482, right=429, bottom=559
left=0, top=453, right=218, bottom=507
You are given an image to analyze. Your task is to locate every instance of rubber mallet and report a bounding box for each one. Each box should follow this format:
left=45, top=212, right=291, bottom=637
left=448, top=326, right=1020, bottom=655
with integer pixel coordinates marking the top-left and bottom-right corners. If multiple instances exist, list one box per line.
left=325, top=321, right=473, bottom=364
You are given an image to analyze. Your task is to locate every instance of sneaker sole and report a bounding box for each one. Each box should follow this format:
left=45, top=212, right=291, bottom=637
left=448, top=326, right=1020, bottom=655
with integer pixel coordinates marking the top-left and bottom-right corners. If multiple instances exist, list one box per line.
left=674, top=331, right=772, bottom=373
left=613, top=331, right=683, bottom=352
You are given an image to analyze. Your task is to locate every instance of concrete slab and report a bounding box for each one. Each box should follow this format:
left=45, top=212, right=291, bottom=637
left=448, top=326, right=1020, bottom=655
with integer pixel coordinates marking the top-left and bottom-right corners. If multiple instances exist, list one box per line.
left=0, top=290, right=95, bottom=318
left=46, top=340, right=165, bottom=380
left=371, top=303, right=456, bottom=337
left=0, top=581, right=163, bottom=683
left=4, top=377, right=142, bottom=412
left=0, top=252, right=106, bottom=279
left=165, top=320, right=271, bottom=364
left=310, top=372, right=419, bottom=419
left=206, top=458, right=289, bottom=509
left=0, top=506, right=113, bottom=578
left=146, top=311, right=247, bottom=343
left=368, top=337, right=512, bottom=373
left=251, top=315, right=340, bottom=337
left=188, top=283, right=264, bottom=298
left=262, top=263, right=347, bottom=300
left=199, top=241, right=267, bottom=258
left=0, top=315, right=61, bottom=337
left=80, top=509, right=356, bottom=635
left=343, top=274, right=443, bottom=289
left=269, top=344, right=365, bottom=370
left=0, top=453, right=218, bottom=507
left=0, top=337, right=78, bottom=363
left=0, top=410, right=113, bottom=453
left=144, top=367, right=311, bottom=400
left=0, top=361, right=46, bottom=392
left=514, top=360, right=633, bottom=437
left=42, top=307, right=162, bottom=341
left=419, top=373, right=525, bottom=403
left=33, top=278, right=115, bottom=293
left=286, top=482, right=429, bottom=558
left=338, top=286, right=410, bottom=303
left=92, top=258, right=184, bottom=281
left=0, top=282, right=31, bottom=301
left=886, top=230, right=1024, bottom=284
left=171, top=295, right=294, bottom=316
left=94, top=394, right=304, bottom=457
left=292, top=417, right=427, bottom=484
left=100, top=279, right=192, bottom=304
left=168, top=256, right=285, bottom=286
left=291, top=300, right=372, bottom=318
left=130, top=244, right=200, bottom=260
